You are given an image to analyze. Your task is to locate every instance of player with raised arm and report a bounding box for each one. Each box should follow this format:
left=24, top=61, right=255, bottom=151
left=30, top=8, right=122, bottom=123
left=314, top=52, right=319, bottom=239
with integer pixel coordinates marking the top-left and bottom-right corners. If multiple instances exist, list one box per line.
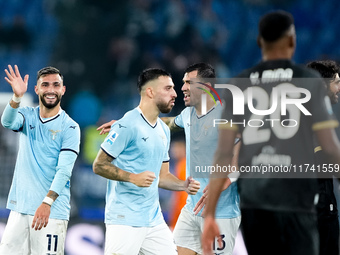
left=202, top=10, right=340, bottom=255
left=92, top=68, right=200, bottom=255
left=0, top=65, right=80, bottom=254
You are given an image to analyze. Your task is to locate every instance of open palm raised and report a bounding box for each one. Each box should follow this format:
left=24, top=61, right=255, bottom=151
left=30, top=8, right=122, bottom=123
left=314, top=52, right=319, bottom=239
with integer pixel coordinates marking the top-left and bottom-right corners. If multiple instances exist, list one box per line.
left=4, top=64, right=29, bottom=97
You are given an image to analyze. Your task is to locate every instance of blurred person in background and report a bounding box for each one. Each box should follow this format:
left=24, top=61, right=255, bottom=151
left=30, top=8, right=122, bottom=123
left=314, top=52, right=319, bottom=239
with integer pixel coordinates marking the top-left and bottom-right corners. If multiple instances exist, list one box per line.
left=307, top=60, right=340, bottom=255
left=168, top=138, right=187, bottom=230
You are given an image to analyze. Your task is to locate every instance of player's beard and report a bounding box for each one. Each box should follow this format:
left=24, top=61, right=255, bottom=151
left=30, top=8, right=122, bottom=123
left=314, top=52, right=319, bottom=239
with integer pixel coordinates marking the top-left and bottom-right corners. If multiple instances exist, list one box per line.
left=329, top=91, right=338, bottom=104
left=40, top=93, right=62, bottom=109
left=157, top=99, right=175, bottom=113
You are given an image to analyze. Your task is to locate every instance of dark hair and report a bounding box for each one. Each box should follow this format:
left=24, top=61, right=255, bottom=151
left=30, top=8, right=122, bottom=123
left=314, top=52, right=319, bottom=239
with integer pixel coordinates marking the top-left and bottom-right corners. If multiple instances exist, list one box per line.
left=37, top=66, right=63, bottom=81
left=137, top=68, right=171, bottom=92
left=259, top=10, right=294, bottom=42
left=306, top=60, right=339, bottom=80
left=184, top=63, right=215, bottom=80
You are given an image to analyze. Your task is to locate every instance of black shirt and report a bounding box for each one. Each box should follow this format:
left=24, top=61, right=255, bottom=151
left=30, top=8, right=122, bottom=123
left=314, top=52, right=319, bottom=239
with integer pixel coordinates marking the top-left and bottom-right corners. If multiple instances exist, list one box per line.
left=313, top=139, right=338, bottom=217
left=221, top=59, right=339, bottom=212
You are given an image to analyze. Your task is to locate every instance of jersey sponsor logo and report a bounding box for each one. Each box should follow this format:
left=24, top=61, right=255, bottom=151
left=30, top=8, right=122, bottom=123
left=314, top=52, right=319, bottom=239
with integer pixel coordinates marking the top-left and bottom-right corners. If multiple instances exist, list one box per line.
left=141, top=137, right=149, bottom=142
left=107, top=132, right=119, bottom=145
left=118, top=124, right=127, bottom=128
left=49, top=129, right=61, bottom=140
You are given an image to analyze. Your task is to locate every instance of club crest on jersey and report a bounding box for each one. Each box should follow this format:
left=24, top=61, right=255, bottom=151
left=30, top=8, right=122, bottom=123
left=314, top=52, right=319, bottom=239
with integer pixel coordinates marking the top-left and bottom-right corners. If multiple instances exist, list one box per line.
left=107, top=132, right=119, bottom=145
left=49, top=129, right=61, bottom=140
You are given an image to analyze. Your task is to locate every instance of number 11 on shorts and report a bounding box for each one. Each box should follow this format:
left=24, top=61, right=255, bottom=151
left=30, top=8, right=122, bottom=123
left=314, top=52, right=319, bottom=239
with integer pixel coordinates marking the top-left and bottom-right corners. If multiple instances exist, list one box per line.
left=46, top=234, right=58, bottom=253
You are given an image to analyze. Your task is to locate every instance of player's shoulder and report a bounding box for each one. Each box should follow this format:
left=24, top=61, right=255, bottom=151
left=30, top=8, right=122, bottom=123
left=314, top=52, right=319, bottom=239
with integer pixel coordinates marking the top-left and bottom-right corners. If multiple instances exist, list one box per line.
left=120, top=107, right=139, bottom=121
left=291, top=63, right=322, bottom=78
left=235, top=60, right=322, bottom=79
left=120, top=108, right=139, bottom=123
left=111, top=108, right=138, bottom=132
left=158, top=117, right=170, bottom=132
left=209, top=102, right=223, bottom=116
left=18, top=105, right=37, bottom=115
left=61, top=110, right=79, bottom=126
left=178, top=106, right=192, bottom=118
left=174, top=107, right=192, bottom=125
left=60, top=110, right=80, bottom=133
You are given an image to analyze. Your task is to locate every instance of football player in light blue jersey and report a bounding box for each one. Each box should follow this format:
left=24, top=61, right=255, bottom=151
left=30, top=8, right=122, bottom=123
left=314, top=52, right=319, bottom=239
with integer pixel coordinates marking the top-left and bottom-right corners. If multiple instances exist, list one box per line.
left=0, top=65, right=80, bottom=254
left=93, top=68, right=200, bottom=255
left=162, top=63, right=241, bottom=255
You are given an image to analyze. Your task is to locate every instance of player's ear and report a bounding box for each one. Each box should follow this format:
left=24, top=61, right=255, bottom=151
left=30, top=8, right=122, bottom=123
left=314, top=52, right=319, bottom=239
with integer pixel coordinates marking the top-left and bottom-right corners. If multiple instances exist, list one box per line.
left=288, top=34, right=295, bottom=49
left=61, top=85, right=66, bottom=96
left=34, top=85, right=38, bottom=95
left=145, top=86, right=154, bottom=98
left=257, top=36, right=262, bottom=48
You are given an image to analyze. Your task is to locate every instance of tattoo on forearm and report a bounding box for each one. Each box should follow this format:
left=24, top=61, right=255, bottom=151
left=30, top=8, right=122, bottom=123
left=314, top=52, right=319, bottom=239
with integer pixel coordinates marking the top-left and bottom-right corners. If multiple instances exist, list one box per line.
left=98, top=160, right=131, bottom=182
left=111, top=164, right=131, bottom=181
left=48, top=191, right=59, bottom=200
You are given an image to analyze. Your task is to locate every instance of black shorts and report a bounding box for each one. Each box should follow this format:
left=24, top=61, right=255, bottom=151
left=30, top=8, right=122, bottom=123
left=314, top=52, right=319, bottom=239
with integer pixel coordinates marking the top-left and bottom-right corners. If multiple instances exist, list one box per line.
left=241, top=208, right=319, bottom=255
left=318, top=213, right=339, bottom=255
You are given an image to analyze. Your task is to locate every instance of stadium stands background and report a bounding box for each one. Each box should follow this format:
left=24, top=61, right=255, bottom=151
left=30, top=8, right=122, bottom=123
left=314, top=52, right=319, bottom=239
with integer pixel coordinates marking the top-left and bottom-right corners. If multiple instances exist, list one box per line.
left=1, top=0, right=340, bottom=254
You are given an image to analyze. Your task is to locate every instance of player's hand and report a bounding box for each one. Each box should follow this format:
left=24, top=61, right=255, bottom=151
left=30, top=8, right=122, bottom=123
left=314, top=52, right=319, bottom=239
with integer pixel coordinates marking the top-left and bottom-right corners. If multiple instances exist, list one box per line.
left=202, top=216, right=222, bottom=255
left=32, top=203, right=51, bottom=231
left=184, top=176, right=200, bottom=195
left=4, top=65, right=29, bottom=97
left=194, top=178, right=232, bottom=216
left=193, top=185, right=208, bottom=215
left=97, top=120, right=116, bottom=135
left=131, top=171, right=156, bottom=187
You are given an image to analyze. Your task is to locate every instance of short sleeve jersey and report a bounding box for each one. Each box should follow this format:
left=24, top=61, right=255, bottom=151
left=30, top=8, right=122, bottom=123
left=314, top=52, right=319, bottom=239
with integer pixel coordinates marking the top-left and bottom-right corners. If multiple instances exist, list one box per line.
left=101, top=107, right=170, bottom=227
left=175, top=104, right=240, bottom=218
left=7, top=106, right=80, bottom=220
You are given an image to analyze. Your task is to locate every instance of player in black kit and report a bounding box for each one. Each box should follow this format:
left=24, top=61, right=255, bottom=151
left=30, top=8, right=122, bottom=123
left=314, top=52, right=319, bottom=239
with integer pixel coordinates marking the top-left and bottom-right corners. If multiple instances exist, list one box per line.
left=307, top=60, right=340, bottom=255
left=202, top=10, right=340, bottom=255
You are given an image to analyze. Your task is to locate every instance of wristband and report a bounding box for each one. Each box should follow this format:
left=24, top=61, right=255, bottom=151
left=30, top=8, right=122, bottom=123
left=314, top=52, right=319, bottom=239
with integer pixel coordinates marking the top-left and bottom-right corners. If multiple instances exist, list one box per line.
left=42, top=196, right=54, bottom=206
left=12, top=94, right=22, bottom=103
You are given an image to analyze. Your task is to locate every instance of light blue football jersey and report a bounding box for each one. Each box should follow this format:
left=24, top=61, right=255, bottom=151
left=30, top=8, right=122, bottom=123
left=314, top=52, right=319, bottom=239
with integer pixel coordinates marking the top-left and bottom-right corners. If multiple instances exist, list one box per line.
left=101, top=107, right=170, bottom=227
left=174, top=104, right=240, bottom=218
left=1, top=104, right=80, bottom=220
